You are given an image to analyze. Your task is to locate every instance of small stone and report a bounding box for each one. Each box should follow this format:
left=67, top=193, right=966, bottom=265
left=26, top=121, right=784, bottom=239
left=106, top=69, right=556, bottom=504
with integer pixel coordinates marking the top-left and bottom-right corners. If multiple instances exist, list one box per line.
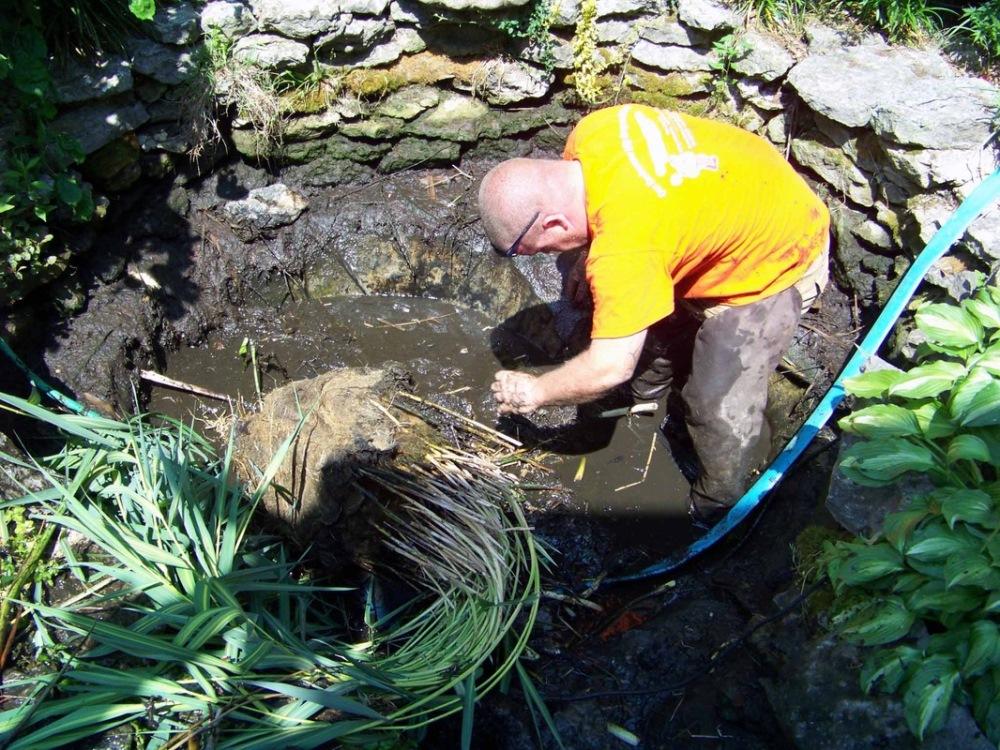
left=852, top=220, right=893, bottom=250
left=403, top=92, right=490, bottom=142
left=284, top=108, right=343, bottom=141
left=52, top=100, right=150, bottom=155
left=630, top=40, right=715, bottom=72
left=315, top=17, right=394, bottom=53
left=222, top=183, right=309, bottom=237
left=232, top=34, right=310, bottom=70
left=461, top=59, right=552, bottom=105
left=677, top=0, right=738, bottom=31
left=340, top=116, right=405, bottom=139
left=732, top=30, right=794, bottom=81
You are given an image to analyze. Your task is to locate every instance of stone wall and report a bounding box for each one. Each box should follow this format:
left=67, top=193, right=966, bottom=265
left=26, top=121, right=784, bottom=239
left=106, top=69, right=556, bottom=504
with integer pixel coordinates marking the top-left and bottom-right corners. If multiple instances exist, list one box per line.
left=47, top=0, right=1000, bottom=324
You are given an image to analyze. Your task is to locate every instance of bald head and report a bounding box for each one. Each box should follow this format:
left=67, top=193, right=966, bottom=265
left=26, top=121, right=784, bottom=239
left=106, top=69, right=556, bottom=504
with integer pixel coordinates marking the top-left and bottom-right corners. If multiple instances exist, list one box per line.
left=478, top=158, right=588, bottom=254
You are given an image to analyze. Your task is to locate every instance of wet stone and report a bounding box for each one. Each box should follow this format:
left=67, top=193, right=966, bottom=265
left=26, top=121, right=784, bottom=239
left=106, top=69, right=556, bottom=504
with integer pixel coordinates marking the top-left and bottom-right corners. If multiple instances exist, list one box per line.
left=378, top=137, right=460, bottom=172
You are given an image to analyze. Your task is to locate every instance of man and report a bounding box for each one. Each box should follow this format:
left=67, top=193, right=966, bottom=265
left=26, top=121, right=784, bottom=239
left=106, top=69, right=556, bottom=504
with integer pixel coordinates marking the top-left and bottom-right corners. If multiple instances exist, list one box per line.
left=480, top=104, right=829, bottom=524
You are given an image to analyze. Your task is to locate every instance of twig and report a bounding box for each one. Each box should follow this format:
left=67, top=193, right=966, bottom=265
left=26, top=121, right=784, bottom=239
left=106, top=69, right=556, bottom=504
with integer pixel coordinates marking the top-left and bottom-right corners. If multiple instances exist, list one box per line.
left=613, top=431, right=657, bottom=492
left=375, top=312, right=456, bottom=330
left=139, top=370, right=230, bottom=403
left=542, top=590, right=604, bottom=612
left=369, top=398, right=402, bottom=427
left=393, top=392, right=522, bottom=448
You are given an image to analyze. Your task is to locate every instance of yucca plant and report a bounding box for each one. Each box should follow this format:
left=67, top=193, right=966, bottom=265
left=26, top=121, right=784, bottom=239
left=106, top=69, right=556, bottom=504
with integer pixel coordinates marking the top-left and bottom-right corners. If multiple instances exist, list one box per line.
left=0, top=391, right=540, bottom=749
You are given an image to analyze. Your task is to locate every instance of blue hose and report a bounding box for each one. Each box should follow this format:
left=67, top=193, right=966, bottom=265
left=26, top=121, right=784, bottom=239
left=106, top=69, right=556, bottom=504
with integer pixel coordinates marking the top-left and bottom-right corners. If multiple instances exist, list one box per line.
left=602, top=167, right=1000, bottom=585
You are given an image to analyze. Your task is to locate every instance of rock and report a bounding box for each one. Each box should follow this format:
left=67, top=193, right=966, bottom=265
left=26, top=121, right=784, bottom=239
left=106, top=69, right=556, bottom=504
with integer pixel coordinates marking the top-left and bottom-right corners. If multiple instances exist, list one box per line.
left=150, top=2, right=200, bottom=44
left=852, top=220, right=893, bottom=250
left=201, top=0, right=257, bottom=38
left=677, top=0, right=739, bottom=31
left=315, top=17, right=394, bottom=53
left=340, top=116, right=405, bottom=139
left=630, top=40, right=715, bottom=72
left=251, top=0, right=390, bottom=38
left=764, top=635, right=994, bottom=750
left=551, top=0, right=656, bottom=24
left=925, top=254, right=984, bottom=301
left=323, top=34, right=408, bottom=67
left=458, top=59, right=552, bottom=105
left=518, top=34, right=575, bottom=70
left=803, top=21, right=852, bottom=52
left=966, top=206, right=1000, bottom=262
left=638, top=16, right=709, bottom=46
left=232, top=34, right=310, bottom=70
left=379, top=137, right=460, bottom=171
left=790, top=135, right=877, bottom=208
left=827, top=433, right=935, bottom=536
left=828, top=200, right=880, bottom=305
left=732, top=30, right=794, bottom=81
left=375, top=85, right=440, bottom=120
left=736, top=79, right=783, bottom=110
left=787, top=45, right=997, bottom=149
left=284, top=108, right=344, bottom=141
left=283, top=155, right=374, bottom=186
left=137, top=123, right=191, bottom=154
left=906, top=192, right=957, bottom=247
left=221, top=183, right=309, bottom=238
left=50, top=54, right=132, bottom=104
left=282, top=133, right=391, bottom=163
left=882, top=146, right=999, bottom=190
left=82, top=135, right=142, bottom=191
left=127, top=38, right=198, bottom=85
left=52, top=100, right=150, bottom=155
left=415, top=0, right=528, bottom=11
left=234, top=367, right=409, bottom=552
left=403, top=92, right=490, bottom=142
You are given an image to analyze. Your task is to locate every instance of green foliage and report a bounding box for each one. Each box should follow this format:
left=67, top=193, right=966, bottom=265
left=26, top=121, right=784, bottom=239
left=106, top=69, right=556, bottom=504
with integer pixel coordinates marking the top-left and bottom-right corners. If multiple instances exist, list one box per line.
left=844, top=0, right=948, bottom=42
left=0, top=391, right=540, bottom=749
left=497, top=0, right=557, bottom=74
left=955, top=0, right=1000, bottom=60
left=825, top=284, right=1000, bottom=743
left=709, top=32, right=752, bottom=98
left=0, top=25, right=95, bottom=306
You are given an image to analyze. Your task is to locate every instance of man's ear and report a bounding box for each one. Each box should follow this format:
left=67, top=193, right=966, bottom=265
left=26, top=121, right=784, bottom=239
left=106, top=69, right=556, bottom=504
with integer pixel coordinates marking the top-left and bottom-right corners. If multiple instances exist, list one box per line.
left=539, top=213, right=573, bottom=233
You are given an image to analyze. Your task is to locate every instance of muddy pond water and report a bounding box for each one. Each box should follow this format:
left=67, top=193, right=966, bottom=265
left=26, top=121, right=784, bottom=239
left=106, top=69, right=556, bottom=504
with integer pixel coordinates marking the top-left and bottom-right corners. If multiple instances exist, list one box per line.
left=151, top=293, right=699, bottom=551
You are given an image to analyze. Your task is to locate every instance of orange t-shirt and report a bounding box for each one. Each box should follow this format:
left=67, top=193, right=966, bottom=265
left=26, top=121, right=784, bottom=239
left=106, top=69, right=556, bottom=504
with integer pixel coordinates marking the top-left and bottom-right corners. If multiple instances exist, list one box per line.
left=563, top=105, right=830, bottom=339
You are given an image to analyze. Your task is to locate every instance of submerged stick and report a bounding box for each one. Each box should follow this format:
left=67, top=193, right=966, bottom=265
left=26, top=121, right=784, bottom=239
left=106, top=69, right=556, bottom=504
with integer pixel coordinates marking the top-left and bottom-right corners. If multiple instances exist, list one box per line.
left=393, top=392, right=522, bottom=448
left=139, top=370, right=230, bottom=402
left=613, top=431, right=658, bottom=492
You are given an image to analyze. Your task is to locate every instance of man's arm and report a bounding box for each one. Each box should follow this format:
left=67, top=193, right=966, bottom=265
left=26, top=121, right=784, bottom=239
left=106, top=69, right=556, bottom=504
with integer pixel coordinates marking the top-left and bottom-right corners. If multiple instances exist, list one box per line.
left=491, top=329, right=647, bottom=415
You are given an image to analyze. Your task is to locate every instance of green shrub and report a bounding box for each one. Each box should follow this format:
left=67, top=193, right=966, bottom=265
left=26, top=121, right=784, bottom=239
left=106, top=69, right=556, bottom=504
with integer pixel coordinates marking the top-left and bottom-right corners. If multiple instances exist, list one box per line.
left=824, top=285, right=1000, bottom=742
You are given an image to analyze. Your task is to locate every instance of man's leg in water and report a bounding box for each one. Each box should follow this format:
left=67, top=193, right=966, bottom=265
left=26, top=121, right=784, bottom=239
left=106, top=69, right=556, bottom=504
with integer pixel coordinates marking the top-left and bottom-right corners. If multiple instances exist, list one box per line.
left=629, top=308, right=701, bottom=401
left=681, top=285, right=803, bottom=522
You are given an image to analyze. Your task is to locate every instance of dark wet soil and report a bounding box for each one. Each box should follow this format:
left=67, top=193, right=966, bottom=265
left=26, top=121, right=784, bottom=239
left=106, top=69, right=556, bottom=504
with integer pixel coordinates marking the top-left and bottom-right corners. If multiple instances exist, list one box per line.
left=0, top=155, right=858, bottom=750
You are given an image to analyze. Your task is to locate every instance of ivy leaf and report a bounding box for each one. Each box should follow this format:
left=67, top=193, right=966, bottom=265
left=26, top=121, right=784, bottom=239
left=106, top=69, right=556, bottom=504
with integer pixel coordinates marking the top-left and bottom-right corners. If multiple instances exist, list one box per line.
left=838, top=439, right=939, bottom=487
left=916, top=302, right=984, bottom=348
left=838, top=404, right=922, bottom=438
left=944, top=551, right=1000, bottom=590
left=951, top=368, right=1000, bottom=427
left=964, top=621, right=1000, bottom=678
left=844, top=369, right=906, bottom=399
left=861, top=645, right=921, bottom=694
left=129, top=0, right=157, bottom=21
left=888, top=361, right=967, bottom=400
left=835, top=543, right=905, bottom=586
left=939, top=488, right=995, bottom=529
left=903, top=655, right=959, bottom=740
left=840, top=596, right=915, bottom=646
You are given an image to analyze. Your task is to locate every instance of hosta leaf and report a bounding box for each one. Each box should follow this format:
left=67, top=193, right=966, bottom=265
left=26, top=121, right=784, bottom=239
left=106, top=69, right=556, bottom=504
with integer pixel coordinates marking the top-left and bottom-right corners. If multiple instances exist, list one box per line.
left=965, top=298, right=1000, bottom=330
left=972, top=672, right=1000, bottom=746
left=883, top=508, right=931, bottom=552
left=976, top=343, right=1000, bottom=377
left=835, top=543, right=905, bottom=586
left=861, top=645, right=921, bottom=694
left=944, top=551, right=1000, bottom=590
left=906, top=521, right=980, bottom=562
left=840, top=596, right=915, bottom=646
left=903, top=655, right=959, bottom=740
left=916, top=303, right=984, bottom=348
left=940, top=488, right=995, bottom=529
left=844, top=369, right=906, bottom=398
left=947, top=434, right=992, bottom=465
left=951, top=368, right=1000, bottom=427
left=888, top=361, right=967, bottom=400
left=838, top=405, right=922, bottom=439
left=907, top=581, right=984, bottom=615
left=838, top=439, right=938, bottom=487
left=964, top=621, right=1000, bottom=677
left=911, top=402, right=957, bottom=440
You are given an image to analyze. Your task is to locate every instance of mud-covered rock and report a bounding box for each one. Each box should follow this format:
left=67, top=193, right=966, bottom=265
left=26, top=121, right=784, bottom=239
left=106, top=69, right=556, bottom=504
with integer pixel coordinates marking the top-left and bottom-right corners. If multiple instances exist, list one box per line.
left=234, top=366, right=412, bottom=557
left=221, top=183, right=309, bottom=239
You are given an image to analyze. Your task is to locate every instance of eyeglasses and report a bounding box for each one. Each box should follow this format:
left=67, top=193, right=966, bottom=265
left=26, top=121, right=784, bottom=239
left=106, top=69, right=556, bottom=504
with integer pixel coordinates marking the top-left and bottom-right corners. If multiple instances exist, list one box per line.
left=499, top=211, right=539, bottom=258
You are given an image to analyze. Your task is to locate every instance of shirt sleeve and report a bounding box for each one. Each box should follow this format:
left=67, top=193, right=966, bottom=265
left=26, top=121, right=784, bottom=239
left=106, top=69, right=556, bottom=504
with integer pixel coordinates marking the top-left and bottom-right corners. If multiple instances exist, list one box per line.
left=587, top=242, right=675, bottom=339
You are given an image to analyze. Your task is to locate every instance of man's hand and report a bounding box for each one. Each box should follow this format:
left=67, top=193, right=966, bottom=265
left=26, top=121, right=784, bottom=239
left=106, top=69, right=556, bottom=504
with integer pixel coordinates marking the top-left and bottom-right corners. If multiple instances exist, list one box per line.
left=492, top=370, right=543, bottom=415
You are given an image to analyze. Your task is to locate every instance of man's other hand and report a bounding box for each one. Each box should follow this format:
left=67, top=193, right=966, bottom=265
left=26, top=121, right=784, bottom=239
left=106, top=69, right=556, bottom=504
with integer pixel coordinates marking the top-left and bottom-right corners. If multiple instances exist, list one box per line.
left=492, top=370, right=542, bottom=415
